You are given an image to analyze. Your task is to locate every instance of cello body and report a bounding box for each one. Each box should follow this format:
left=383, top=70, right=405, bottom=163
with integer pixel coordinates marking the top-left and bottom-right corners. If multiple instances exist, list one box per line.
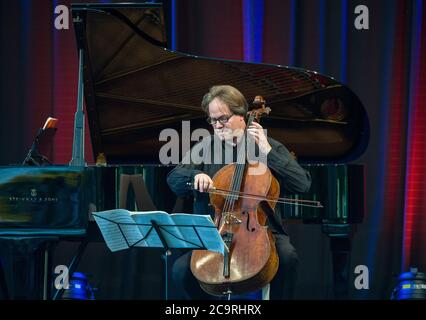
left=190, top=161, right=280, bottom=296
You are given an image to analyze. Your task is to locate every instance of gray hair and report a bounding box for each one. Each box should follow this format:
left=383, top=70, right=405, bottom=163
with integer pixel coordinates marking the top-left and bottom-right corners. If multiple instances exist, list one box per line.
left=201, top=85, right=248, bottom=116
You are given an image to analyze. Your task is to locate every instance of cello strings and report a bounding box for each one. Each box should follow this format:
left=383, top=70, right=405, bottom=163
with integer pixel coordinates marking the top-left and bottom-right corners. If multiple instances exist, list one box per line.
left=224, top=139, right=243, bottom=216
left=228, top=127, right=248, bottom=217
left=228, top=112, right=255, bottom=216
left=227, top=122, right=249, bottom=215
left=222, top=150, right=238, bottom=220
left=224, top=122, right=245, bottom=219
left=222, top=135, right=241, bottom=217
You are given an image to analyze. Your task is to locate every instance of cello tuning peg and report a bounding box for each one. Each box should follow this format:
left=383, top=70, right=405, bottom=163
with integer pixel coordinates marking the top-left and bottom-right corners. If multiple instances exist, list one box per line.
left=252, top=96, right=265, bottom=107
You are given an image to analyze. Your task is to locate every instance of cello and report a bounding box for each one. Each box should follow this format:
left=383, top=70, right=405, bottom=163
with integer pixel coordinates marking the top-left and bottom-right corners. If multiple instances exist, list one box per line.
left=190, top=96, right=321, bottom=296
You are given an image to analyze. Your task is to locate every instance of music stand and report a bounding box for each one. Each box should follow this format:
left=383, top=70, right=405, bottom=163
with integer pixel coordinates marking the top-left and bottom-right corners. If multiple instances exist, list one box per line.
left=92, top=210, right=225, bottom=300
left=23, top=117, right=58, bottom=166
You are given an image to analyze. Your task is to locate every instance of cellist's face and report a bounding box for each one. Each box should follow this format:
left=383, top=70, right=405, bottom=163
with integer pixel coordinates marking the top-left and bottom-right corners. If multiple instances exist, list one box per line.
left=208, top=97, right=246, bottom=143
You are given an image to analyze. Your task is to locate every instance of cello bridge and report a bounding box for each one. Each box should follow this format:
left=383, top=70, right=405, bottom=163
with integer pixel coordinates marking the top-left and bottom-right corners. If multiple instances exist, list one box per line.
left=222, top=212, right=242, bottom=225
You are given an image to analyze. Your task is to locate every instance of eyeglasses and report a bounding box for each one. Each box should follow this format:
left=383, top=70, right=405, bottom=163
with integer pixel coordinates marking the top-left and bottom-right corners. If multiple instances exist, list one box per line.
left=206, top=114, right=234, bottom=125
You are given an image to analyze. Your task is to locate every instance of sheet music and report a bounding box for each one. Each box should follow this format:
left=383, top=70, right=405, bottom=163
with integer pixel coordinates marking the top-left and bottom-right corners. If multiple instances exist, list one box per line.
left=92, top=209, right=147, bottom=252
left=93, top=209, right=225, bottom=254
left=166, top=213, right=225, bottom=254
left=131, top=211, right=184, bottom=249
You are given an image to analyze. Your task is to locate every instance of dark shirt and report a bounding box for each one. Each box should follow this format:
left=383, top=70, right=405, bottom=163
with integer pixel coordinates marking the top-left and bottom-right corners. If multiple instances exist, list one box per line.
left=166, top=134, right=311, bottom=234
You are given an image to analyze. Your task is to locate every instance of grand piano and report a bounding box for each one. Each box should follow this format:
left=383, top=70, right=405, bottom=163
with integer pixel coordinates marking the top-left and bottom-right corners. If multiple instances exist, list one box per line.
left=0, top=3, right=369, bottom=299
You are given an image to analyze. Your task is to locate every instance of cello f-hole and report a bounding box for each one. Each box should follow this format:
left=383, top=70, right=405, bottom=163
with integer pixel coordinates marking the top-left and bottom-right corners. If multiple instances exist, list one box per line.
left=245, top=211, right=250, bottom=231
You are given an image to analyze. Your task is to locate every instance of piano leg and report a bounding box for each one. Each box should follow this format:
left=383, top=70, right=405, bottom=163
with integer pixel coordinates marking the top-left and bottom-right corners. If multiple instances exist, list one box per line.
left=329, top=236, right=351, bottom=299
left=0, top=256, right=9, bottom=299
left=52, top=238, right=89, bottom=300
left=0, top=237, right=58, bottom=299
left=322, top=223, right=354, bottom=299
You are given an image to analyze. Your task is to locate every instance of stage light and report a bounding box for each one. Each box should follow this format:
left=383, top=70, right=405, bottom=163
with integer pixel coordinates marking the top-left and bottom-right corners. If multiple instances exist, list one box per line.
left=61, top=272, right=95, bottom=300
left=391, top=267, right=426, bottom=300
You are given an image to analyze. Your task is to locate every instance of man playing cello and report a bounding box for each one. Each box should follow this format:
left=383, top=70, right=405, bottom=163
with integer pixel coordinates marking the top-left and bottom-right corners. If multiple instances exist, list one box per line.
left=167, top=85, right=311, bottom=300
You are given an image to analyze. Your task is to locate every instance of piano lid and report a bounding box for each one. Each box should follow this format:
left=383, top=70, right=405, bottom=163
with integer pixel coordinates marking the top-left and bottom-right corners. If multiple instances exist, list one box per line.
left=71, top=3, right=369, bottom=164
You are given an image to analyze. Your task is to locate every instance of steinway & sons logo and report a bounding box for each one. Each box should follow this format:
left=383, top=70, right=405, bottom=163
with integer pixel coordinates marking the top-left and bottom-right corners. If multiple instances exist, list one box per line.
left=9, top=188, right=58, bottom=203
